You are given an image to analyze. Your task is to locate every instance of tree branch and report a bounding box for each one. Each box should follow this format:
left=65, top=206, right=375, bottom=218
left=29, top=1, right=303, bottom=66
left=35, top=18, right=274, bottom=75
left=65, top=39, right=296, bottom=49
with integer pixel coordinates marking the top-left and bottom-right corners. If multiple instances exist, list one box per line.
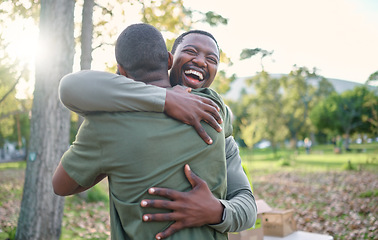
left=93, top=42, right=114, bottom=51
left=94, top=2, right=113, bottom=15
left=0, top=72, right=23, bottom=104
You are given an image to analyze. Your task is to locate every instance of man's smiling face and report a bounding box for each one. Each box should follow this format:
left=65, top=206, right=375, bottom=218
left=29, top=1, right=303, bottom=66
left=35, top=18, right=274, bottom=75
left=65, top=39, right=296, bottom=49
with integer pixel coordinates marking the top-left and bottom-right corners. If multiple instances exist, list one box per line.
left=169, top=33, right=219, bottom=89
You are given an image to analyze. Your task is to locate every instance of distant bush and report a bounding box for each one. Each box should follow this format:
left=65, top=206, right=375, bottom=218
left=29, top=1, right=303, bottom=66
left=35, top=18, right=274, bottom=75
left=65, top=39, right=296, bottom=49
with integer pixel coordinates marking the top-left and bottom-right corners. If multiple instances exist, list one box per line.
left=277, top=158, right=291, bottom=167
left=87, top=185, right=109, bottom=203
left=342, top=160, right=356, bottom=171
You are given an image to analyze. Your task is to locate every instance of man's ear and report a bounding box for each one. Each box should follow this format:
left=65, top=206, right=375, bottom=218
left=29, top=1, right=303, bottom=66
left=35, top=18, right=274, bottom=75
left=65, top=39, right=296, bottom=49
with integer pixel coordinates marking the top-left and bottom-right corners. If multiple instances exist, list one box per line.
left=168, top=52, right=173, bottom=70
left=117, top=64, right=129, bottom=77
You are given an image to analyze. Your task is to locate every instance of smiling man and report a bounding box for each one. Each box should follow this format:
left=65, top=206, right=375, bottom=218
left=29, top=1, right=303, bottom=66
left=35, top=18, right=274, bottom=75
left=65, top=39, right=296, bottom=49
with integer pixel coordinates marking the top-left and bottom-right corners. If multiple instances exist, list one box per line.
left=169, top=31, right=220, bottom=89
left=58, top=29, right=257, bottom=239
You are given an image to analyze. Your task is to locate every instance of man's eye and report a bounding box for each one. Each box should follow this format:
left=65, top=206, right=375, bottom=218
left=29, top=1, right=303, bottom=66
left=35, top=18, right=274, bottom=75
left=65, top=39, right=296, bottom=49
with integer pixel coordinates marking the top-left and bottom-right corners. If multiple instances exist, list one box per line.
left=207, top=57, right=218, bottom=64
left=184, top=49, right=196, bottom=55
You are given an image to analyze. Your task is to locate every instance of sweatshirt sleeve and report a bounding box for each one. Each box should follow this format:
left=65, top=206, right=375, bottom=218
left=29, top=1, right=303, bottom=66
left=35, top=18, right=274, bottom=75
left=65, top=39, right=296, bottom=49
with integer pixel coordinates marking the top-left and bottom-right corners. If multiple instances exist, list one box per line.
left=59, top=70, right=166, bottom=115
left=209, top=136, right=257, bottom=233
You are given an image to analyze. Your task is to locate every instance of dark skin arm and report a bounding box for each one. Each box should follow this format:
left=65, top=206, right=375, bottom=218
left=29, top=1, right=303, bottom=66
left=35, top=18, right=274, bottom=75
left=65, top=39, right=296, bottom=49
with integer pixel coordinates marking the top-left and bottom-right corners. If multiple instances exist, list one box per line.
left=52, top=162, right=106, bottom=196
left=140, top=164, right=224, bottom=240
left=164, top=86, right=222, bottom=144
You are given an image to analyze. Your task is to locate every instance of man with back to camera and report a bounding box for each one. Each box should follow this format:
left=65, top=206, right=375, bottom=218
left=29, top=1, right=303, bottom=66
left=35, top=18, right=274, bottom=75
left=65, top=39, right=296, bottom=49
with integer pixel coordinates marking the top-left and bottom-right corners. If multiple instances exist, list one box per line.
left=53, top=23, right=234, bottom=240
left=58, top=28, right=257, bottom=239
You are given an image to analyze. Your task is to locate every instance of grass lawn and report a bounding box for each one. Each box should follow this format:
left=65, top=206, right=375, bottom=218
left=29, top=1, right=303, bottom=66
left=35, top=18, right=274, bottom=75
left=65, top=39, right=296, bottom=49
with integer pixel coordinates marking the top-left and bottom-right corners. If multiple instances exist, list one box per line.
left=241, top=143, right=378, bottom=174
left=0, top=142, right=377, bottom=239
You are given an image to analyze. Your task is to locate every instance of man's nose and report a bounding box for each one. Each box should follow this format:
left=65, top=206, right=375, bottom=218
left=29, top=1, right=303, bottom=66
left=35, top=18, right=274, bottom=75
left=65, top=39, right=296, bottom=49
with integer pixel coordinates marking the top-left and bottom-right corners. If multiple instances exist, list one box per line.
left=192, top=55, right=207, bottom=67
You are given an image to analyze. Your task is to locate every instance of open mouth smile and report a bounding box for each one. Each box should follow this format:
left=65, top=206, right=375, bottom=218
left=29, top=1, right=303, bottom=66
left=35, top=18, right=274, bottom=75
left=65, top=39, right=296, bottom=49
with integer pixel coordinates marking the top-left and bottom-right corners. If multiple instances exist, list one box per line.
left=184, top=69, right=204, bottom=81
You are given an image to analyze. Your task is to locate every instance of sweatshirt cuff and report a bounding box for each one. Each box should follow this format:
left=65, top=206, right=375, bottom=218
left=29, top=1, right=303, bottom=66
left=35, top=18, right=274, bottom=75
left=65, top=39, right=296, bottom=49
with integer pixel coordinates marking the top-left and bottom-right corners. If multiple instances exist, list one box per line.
left=208, top=199, right=232, bottom=233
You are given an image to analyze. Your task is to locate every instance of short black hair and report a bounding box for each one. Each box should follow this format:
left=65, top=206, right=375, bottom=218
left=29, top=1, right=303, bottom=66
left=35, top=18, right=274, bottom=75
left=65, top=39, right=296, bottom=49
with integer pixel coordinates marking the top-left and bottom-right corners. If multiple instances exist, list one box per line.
left=115, top=23, right=168, bottom=76
left=171, top=30, right=219, bottom=55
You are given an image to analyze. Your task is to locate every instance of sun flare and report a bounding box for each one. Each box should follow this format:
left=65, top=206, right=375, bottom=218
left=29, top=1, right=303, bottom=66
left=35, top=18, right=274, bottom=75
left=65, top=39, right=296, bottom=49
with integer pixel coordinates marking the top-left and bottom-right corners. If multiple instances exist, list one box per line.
left=4, top=18, right=39, bottom=99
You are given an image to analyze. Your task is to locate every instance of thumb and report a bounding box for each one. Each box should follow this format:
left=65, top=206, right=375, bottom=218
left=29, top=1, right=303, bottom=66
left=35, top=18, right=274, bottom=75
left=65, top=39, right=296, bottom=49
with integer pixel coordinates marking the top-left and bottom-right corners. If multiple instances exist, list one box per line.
left=184, top=164, right=201, bottom=188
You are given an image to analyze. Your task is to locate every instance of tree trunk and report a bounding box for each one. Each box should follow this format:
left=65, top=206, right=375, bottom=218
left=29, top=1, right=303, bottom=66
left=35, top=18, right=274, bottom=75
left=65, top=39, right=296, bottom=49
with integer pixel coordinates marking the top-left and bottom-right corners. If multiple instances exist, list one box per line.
left=344, top=132, right=351, bottom=151
left=76, top=1, right=94, bottom=200
left=80, top=0, right=94, bottom=70
left=16, top=1, right=75, bottom=239
left=77, top=0, right=94, bottom=136
left=289, top=136, right=297, bottom=149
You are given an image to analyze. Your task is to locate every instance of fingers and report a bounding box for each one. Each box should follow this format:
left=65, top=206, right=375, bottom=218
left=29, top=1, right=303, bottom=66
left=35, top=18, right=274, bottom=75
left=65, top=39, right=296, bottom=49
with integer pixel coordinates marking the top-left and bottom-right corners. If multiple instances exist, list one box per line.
left=202, top=114, right=222, bottom=133
left=141, top=198, right=174, bottom=209
left=140, top=187, right=183, bottom=210
left=155, top=223, right=181, bottom=240
left=184, top=164, right=195, bottom=187
left=184, top=164, right=204, bottom=189
left=197, top=96, right=220, bottom=112
left=196, top=97, right=223, bottom=124
left=193, top=122, right=213, bottom=144
left=147, top=187, right=181, bottom=200
left=142, top=212, right=175, bottom=222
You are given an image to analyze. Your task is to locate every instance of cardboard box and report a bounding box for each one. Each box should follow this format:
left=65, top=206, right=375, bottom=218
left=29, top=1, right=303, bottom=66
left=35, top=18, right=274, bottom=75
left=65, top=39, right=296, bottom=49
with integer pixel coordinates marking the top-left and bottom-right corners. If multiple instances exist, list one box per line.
left=228, top=199, right=272, bottom=240
left=262, top=209, right=296, bottom=237
left=264, top=231, right=333, bottom=240
left=228, top=217, right=263, bottom=240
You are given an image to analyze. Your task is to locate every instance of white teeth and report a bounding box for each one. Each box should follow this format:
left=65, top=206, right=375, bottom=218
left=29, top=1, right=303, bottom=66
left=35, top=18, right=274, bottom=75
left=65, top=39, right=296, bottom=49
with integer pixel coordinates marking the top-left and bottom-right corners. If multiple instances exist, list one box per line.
left=185, top=69, right=203, bottom=80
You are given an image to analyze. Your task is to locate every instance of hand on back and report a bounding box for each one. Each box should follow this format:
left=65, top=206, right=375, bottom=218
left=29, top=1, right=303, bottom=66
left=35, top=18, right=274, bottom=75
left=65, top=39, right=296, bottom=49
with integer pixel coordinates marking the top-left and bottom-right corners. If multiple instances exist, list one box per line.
left=141, top=164, right=224, bottom=239
left=164, top=85, right=223, bottom=144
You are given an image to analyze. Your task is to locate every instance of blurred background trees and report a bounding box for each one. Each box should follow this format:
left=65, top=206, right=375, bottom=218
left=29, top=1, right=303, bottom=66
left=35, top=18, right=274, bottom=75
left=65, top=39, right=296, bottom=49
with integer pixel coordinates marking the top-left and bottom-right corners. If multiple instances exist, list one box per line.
left=1, top=0, right=377, bottom=160
left=1, top=0, right=377, bottom=161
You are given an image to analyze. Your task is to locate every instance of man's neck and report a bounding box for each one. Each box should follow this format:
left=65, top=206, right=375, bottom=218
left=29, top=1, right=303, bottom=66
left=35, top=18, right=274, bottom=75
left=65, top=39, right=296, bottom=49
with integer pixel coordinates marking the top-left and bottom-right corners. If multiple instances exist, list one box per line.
left=149, top=79, right=171, bottom=88
left=126, top=71, right=171, bottom=88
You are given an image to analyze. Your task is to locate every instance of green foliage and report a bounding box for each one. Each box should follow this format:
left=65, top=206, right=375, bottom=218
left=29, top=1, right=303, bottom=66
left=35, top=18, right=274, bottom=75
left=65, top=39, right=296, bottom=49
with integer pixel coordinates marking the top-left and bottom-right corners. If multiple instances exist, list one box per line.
left=0, top=226, right=16, bottom=240
left=141, top=0, right=191, bottom=33
left=0, top=37, right=31, bottom=146
left=87, top=185, right=109, bottom=203
left=0, top=36, right=32, bottom=147
left=0, top=39, right=17, bottom=131
left=277, top=158, right=291, bottom=167
left=358, top=189, right=378, bottom=198
left=310, top=86, right=377, bottom=138
left=280, top=66, right=334, bottom=148
left=0, top=232, right=9, bottom=240
left=240, top=48, right=273, bottom=60
left=228, top=65, right=338, bottom=151
left=237, top=71, right=288, bottom=152
left=7, top=113, right=30, bottom=149
left=69, top=113, right=80, bottom=144
left=202, top=11, right=228, bottom=26
left=361, top=87, right=378, bottom=135
left=341, top=160, right=356, bottom=171
left=366, top=70, right=378, bottom=84
left=241, top=162, right=253, bottom=191
left=211, top=70, right=236, bottom=95
left=0, top=0, right=40, bottom=23
left=211, top=50, right=235, bottom=94
left=240, top=48, right=273, bottom=71
left=91, top=1, right=117, bottom=49
left=139, top=0, right=230, bottom=70
left=140, top=0, right=227, bottom=33
left=0, top=8, right=33, bottom=147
